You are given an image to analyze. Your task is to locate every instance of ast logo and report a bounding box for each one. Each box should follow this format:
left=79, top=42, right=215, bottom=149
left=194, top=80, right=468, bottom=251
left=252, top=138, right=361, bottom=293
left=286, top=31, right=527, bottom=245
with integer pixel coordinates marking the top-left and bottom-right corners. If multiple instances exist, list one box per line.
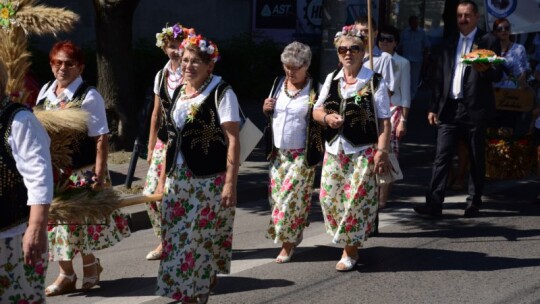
left=255, top=0, right=296, bottom=29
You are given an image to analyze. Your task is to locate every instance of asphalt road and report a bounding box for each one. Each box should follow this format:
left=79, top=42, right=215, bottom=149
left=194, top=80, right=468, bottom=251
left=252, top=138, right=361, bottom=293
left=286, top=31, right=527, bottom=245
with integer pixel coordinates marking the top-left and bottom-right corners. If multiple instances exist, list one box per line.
left=44, top=86, right=540, bottom=304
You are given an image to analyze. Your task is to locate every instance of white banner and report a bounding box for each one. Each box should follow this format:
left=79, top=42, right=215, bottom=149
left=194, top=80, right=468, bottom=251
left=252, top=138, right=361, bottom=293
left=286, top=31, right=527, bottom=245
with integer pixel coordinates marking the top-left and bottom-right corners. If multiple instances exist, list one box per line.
left=484, top=0, right=540, bottom=34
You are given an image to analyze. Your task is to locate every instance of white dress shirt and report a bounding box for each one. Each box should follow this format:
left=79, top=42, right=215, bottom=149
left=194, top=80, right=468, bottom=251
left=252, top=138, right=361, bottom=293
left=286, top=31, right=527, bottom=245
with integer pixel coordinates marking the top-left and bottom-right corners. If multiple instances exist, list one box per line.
left=390, top=53, right=411, bottom=108
left=315, top=67, right=391, bottom=155
left=37, top=76, right=110, bottom=136
left=451, top=28, right=477, bottom=99
left=271, top=78, right=311, bottom=149
left=363, top=46, right=395, bottom=92
left=0, top=110, right=53, bottom=239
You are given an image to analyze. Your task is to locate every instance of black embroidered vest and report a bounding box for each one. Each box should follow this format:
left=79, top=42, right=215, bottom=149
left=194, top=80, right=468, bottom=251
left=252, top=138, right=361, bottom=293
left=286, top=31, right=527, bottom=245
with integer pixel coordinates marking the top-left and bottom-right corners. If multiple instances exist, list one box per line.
left=264, top=77, right=324, bottom=167
left=166, top=81, right=230, bottom=177
left=0, top=101, right=30, bottom=232
left=36, top=82, right=97, bottom=169
left=157, top=69, right=182, bottom=142
left=323, top=70, right=382, bottom=146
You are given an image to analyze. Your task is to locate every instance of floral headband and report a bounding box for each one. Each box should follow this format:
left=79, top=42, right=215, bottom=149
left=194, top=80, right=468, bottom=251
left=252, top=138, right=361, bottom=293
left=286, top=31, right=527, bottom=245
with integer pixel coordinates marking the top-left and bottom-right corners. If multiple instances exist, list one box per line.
left=334, top=25, right=367, bottom=45
left=181, top=34, right=220, bottom=62
left=155, top=23, right=193, bottom=48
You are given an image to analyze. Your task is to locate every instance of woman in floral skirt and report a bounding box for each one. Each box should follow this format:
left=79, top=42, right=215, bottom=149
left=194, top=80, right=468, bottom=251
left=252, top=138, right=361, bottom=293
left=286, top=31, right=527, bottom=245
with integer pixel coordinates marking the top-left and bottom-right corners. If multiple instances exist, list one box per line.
left=143, top=23, right=192, bottom=261
left=37, top=41, right=130, bottom=296
left=313, top=26, right=391, bottom=272
left=156, top=34, right=240, bottom=303
left=262, top=41, right=323, bottom=263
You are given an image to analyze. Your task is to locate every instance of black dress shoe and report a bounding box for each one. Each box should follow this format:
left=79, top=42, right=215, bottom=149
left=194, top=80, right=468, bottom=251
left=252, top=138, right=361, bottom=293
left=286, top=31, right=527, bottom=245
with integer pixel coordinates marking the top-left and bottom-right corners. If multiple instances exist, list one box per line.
left=464, top=206, right=480, bottom=218
left=414, top=205, right=442, bottom=218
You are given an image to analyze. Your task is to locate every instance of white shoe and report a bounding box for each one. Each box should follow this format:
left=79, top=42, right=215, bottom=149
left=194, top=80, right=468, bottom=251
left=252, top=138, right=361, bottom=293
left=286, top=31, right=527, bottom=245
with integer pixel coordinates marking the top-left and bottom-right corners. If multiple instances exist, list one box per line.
left=336, top=256, right=358, bottom=272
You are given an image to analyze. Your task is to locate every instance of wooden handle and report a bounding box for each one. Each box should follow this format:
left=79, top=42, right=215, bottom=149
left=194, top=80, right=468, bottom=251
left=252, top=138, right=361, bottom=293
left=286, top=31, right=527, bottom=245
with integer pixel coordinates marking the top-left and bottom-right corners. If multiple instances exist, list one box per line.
left=117, top=193, right=163, bottom=208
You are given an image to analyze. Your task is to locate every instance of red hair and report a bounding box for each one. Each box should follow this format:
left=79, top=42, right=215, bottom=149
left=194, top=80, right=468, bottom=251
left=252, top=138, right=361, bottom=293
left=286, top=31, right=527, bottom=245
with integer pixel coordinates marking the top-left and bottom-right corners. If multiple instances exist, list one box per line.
left=492, top=18, right=510, bottom=32
left=49, top=40, right=85, bottom=65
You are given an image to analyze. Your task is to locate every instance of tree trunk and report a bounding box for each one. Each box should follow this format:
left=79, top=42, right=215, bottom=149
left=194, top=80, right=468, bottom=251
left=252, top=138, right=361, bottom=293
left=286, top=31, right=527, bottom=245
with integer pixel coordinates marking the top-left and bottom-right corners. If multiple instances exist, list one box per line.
left=92, top=0, right=140, bottom=150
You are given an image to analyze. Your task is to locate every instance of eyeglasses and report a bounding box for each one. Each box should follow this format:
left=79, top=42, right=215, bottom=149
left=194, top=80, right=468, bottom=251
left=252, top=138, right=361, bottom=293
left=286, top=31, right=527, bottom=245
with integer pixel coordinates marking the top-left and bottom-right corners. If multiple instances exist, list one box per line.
left=496, top=25, right=511, bottom=32
left=337, top=45, right=363, bottom=55
left=50, top=59, right=78, bottom=68
left=379, top=35, right=395, bottom=43
left=181, top=58, right=204, bottom=67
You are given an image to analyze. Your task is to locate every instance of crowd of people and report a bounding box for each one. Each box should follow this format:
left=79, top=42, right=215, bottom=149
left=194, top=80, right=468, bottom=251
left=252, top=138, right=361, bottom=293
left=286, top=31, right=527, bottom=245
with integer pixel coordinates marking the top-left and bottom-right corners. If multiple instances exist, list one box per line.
left=2, top=0, right=540, bottom=303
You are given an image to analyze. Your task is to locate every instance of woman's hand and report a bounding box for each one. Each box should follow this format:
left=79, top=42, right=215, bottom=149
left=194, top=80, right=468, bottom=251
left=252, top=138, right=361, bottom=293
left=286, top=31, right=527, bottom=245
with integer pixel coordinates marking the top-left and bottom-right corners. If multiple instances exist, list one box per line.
left=325, top=113, right=344, bottom=129
left=221, top=182, right=237, bottom=208
left=22, top=205, right=48, bottom=266
left=396, top=120, right=407, bottom=139
left=263, top=98, right=275, bottom=114
left=374, top=149, right=390, bottom=175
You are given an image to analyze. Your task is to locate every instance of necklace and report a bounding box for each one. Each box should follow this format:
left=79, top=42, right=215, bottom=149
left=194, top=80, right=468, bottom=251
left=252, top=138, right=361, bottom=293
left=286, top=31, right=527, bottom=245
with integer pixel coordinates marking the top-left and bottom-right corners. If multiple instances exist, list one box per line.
left=180, top=75, right=213, bottom=100
left=343, top=77, right=357, bottom=85
left=167, top=74, right=182, bottom=90
left=284, top=78, right=309, bottom=99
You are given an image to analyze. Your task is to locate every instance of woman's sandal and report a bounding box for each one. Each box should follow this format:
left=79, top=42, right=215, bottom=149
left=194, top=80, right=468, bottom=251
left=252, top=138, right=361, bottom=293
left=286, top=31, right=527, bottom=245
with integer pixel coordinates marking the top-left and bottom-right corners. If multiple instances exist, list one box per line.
left=275, top=232, right=304, bottom=264
left=335, top=256, right=358, bottom=272
left=145, top=249, right=163, bottom=260
left=81, top=258, right=103, bottom=290
left=45, top=272, right=77, bottom=296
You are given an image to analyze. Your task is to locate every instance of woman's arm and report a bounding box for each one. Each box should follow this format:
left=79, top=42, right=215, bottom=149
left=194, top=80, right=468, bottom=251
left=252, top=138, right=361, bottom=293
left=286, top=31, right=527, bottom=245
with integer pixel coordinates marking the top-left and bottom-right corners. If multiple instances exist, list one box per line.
left=220, top=121, right=240, bottom=208
left=147, top=95, right=162, bottom=164
left=23, top=204, right=49, bottom=266
left=93, top=134, right=108, bottom=189
left=374, top=118, right=391, bottom=174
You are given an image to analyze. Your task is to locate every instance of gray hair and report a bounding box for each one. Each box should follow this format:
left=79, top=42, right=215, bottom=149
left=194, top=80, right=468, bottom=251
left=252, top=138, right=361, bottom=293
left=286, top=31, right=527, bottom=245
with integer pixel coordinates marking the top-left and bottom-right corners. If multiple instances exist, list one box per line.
left=280, top=41, right=312, bottom=67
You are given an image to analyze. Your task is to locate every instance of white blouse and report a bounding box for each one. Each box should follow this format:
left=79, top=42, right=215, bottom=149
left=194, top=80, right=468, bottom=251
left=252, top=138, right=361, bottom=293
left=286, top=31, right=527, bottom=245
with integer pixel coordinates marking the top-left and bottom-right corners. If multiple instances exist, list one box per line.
left=171, top=75, right=240, bottom=166
left=37, top=76, right=109, bottom=137
left=315, top=67, right=391, bottom=155
left=0, top=110, right=53, bottom=239
left=271, top=78, right=311, bottom=149
left=153, top=60, right=183, bottom=98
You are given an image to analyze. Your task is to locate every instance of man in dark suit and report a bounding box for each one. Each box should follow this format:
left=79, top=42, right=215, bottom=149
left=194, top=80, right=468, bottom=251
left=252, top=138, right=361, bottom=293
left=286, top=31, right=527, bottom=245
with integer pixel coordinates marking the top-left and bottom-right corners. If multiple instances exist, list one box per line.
left=414, top=0, right=502, bottom=218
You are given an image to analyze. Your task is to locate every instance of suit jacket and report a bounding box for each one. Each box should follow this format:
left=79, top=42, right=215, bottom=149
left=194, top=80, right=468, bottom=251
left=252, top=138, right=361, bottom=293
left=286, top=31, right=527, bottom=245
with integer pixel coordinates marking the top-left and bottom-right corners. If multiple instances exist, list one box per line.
left=430, top=29, right=503, bottom=123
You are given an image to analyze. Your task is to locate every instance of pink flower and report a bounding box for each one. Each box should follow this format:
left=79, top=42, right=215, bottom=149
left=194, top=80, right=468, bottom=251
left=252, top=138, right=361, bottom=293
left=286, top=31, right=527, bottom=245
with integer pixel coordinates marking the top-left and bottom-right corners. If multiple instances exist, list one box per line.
left=69, top=224, right=77, bottom=232
left=345, top=224, right=353, bottom=232
left=214, top=175, right=223, bottom=186
left=34, top=262, right=45, bottom=276
left=358, top=186, right=367, bottom=197
left=185, top=252, right=195, bottom=268
left=278, top=211, right=285, bottom=219
left=87, top=226, right=95, bottom=234
left=199, top=218, right=208, bottom=228
left=272, top=209, right=279, bottom=216
left=320, top=189, right=327, bottom=198
left=222, top=240, right=232, bottom=248
left=173, top=206, right=186, bottom=217
left=17, top=300, right=29, bottom=304
left=201, top=207, right=211, bottom=216
left=208, top=211, right=216, bottom=220
left=273, top=217, right=279, bottom=225
left=181, top=262, right=189, bottom=272
left=92, top=233, right=99, bottom=241
left=172, top=291, right=184, bottom=301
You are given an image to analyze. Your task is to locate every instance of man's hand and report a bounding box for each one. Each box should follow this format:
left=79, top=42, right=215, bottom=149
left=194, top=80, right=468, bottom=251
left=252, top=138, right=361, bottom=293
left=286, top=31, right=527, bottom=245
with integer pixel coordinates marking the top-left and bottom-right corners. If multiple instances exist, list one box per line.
left=472, top=62, right=490, bottom=73
left=427, top=112, right=439, bottom=126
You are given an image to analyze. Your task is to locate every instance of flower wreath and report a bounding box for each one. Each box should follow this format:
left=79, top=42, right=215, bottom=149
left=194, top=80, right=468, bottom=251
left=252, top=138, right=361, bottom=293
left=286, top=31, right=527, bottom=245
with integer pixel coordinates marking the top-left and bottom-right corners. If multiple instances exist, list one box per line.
left=181, top=34, right=220, bottom=63
left=334, top=25, right=366, bottom=45
left=155, top=23, right=193, bottom=48
left=0, top=1, right=18, bottom=30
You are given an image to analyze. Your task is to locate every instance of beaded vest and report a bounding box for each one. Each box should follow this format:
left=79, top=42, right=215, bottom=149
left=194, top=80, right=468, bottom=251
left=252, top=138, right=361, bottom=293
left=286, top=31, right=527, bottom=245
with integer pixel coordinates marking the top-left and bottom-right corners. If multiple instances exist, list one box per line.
left=36, top=81, right=97, bottom=169
left=264, top=77, right=324, bottom=167
left=157, top=69, right=182, bottom=142
left=323, top=70, right=382, bottom=146
left=0, top=101, right=30, bottom=232
left=166, top=81, right=229, bottom=177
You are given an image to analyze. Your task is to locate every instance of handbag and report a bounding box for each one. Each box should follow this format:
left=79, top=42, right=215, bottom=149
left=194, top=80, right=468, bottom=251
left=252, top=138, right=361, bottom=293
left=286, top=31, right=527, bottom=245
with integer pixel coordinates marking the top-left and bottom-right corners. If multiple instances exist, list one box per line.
left=368, top=77, right=403, bottom=185
left=214, top=85, right=263, bottom=164
left=376, top=152, right=403, bottom=185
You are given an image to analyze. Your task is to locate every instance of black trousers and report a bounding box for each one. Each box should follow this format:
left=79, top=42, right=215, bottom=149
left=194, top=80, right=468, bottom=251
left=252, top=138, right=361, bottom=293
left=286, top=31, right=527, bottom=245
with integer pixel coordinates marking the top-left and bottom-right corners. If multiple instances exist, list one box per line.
left=426, top=120, right=486, bottom=208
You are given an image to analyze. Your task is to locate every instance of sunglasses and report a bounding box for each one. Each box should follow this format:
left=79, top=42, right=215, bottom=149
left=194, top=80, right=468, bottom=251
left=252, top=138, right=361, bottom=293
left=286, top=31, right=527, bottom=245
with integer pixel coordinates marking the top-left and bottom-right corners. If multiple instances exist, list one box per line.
left=496, top=25, right=511, bottom=32
left=379, top=35, right=395, bottom=43
left=50, top=59, right=78, bottom=68
left=337, top=45, right=363, bottom=55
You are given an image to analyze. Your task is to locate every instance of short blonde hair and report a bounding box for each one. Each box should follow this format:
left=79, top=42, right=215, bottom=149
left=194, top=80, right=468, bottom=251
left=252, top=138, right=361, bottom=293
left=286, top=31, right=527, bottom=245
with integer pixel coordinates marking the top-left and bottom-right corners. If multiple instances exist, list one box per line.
left=281, top=41, right=312, bottom=68
left=334, top=35, right=365, bottom=50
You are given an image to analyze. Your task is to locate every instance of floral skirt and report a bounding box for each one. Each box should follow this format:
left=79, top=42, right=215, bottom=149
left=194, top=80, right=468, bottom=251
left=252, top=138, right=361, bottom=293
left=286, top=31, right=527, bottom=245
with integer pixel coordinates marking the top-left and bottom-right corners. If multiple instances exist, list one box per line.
left=390, top=105, right=403, bottom=155
left=156, top=163, right=235, bottom=302
left=47, top=166, right=131, bottom=261
left=143, top=139, right=166, bottom=238
left=266, top=149, right=315, bottom=244
left=0, top=234, right=48, bottom=304
left=319, top=148, right=378, bottom=246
